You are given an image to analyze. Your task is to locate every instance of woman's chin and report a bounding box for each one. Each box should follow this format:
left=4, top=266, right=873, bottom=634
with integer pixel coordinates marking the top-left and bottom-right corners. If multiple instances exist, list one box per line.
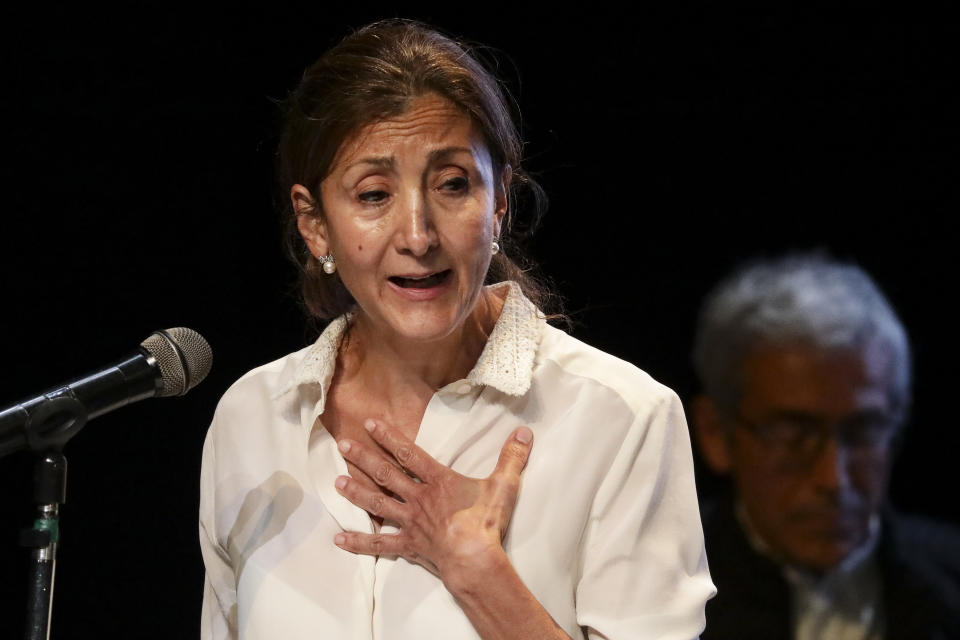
left=354, top=281, right=486, bottom=345
left=352, top=305, right=464, bottom=346
left=387, top=315, right=465, bottom=345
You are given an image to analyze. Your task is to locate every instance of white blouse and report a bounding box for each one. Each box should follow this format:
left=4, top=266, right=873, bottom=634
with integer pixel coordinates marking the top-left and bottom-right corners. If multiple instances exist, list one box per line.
left=199, top=282, right=715, bottom=640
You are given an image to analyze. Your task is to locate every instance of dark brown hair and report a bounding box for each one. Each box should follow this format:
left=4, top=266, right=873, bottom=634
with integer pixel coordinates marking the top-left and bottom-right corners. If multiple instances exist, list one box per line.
left=278, top=19, right=557, bottom=321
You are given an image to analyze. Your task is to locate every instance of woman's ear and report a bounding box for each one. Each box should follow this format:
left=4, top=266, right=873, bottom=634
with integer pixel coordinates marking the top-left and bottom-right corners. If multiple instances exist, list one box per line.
left=291, top=184, right=328, bottom=257
left=691, top=395, right=734, bottom=474
left=493, top=165, right=512, bottom=237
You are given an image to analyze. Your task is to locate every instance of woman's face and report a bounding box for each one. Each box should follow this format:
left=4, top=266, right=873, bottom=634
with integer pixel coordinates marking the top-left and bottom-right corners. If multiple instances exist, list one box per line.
left=294, top=93, right=508, bottom=344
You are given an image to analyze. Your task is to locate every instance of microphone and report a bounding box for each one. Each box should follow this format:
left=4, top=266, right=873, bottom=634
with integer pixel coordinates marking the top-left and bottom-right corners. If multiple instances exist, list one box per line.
left=0, top=328, right=212, bottom=457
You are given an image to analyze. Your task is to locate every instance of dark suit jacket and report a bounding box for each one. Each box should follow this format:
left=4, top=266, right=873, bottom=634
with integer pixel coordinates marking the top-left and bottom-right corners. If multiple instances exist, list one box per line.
left=700, top=494, right=960, bottom=640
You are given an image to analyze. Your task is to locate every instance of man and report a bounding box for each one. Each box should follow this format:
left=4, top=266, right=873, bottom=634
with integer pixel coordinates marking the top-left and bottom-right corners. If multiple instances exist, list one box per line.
left=691, top=253, right=960, bottom=640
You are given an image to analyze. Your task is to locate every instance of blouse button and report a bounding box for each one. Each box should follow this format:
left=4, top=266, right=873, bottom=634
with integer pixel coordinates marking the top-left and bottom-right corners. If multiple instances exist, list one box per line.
left=455, top=381, right=472, bottom=394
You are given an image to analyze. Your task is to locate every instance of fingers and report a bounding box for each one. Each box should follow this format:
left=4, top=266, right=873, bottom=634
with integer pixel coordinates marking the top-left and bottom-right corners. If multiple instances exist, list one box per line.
left=334, top=475, right=407, bottom=522
left=493, top=426, right=533, bottom=479
left=334, top=531, right=406, bottom=557
left=333, top=531, right=440, bottom=576
left=338, top=438, right=419, bottom=496
left=362, top=418, right=442, bottom=482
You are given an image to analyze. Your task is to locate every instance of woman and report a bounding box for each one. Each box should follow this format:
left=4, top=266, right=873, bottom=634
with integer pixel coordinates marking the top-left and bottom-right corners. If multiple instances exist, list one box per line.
left=200, top=19, right=714, bottom=640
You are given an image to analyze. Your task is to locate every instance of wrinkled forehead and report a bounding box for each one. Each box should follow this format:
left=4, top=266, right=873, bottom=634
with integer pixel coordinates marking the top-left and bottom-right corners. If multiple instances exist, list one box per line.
left=329, top=94, right=489, bottom=174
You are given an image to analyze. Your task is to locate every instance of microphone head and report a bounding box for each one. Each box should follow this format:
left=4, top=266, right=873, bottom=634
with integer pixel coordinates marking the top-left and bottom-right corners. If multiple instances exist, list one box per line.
left=140, top=328, right=213, bottom=397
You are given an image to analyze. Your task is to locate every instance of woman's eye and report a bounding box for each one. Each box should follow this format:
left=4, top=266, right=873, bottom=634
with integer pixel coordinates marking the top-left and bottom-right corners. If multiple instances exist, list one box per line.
left=440, top=176, right=468, bottom=192
left=358, top=189, right=389, bottom=203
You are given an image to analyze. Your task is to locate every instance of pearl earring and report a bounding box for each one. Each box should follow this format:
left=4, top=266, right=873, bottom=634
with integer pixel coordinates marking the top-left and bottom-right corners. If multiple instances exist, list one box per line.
left=491, top=240, right=500, bottom=255
left=318, top=254, right=337, bottom=274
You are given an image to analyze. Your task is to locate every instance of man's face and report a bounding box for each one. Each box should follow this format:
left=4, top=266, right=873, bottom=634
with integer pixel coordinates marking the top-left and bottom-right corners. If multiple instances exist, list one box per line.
left=726, top=342, right=898, bottom=573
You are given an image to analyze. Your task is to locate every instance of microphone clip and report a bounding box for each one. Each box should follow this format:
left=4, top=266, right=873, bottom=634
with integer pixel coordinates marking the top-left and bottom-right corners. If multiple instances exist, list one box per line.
left=23, top=392, right=88, bottom=453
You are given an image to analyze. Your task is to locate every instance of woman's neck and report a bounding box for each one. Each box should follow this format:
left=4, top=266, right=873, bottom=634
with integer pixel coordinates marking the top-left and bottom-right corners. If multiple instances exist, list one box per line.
left=339, top=289, right=505, bottom=401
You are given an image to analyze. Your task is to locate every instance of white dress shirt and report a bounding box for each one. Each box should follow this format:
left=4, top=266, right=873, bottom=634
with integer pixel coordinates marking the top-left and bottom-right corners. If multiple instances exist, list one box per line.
left=199, top=282, right=715, bottom=640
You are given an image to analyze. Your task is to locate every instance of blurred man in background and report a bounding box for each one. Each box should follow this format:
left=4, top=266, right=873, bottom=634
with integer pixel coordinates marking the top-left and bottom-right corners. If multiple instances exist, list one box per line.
left=690, top=253, right=960, bottom=640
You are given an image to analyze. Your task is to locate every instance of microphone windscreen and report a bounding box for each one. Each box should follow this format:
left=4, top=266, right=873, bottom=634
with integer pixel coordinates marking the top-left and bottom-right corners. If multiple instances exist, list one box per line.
left=141, top=328, right=213, bottom=396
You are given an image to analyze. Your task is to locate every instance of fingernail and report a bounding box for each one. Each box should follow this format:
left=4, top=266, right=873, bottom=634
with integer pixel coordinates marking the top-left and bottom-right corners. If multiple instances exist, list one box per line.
left=334, top=534, right=346, bottom=546
left=335, top=476, right=348, bottom=490
left=363, top=419, right=377, bottom=433
left=515, top=426, right=532, bottom=444
left=338, top=440, right=351, bottom=453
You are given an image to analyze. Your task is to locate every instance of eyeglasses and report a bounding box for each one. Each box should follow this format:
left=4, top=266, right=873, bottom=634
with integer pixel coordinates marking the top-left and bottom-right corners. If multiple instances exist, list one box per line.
left=729, top=411, right=899, bottom=467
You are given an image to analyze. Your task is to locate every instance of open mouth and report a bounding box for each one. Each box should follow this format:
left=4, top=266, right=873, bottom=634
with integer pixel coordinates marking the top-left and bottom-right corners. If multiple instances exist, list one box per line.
left=389, top=270, right=451, bottom=289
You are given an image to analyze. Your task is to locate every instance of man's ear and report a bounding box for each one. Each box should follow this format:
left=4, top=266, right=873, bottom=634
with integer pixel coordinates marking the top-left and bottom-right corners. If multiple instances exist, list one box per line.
left=493, top=165, right=512, bottom=237
left=691, top=395, right=734, bottom=474
left=291, top=184, right=328, bottom=257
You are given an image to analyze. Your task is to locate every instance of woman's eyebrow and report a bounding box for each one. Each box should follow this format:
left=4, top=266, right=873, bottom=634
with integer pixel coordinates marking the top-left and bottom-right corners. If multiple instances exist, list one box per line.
left=343, top=147, right=474, bottom=175
left=350, top=156, right=395, bottom=170
left=427, top=146, right=474, bottom=164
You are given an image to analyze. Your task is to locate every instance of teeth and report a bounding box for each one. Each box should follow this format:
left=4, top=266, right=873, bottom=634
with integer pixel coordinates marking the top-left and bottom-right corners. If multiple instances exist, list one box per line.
left=393, top=271, right=447, bottom=288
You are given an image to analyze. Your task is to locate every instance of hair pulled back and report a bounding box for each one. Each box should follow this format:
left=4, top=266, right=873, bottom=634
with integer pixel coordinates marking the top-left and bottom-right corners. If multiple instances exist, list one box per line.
left=278, top=19, right=552, bottom=321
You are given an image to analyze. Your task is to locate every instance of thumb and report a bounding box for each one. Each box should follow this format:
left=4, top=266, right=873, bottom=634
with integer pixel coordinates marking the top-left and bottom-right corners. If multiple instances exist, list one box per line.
left=494, top=426, right=533, bottom=479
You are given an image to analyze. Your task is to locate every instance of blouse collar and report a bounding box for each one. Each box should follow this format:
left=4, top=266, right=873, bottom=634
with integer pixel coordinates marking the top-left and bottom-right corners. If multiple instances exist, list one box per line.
left=274, top=281, right=543, bottom=406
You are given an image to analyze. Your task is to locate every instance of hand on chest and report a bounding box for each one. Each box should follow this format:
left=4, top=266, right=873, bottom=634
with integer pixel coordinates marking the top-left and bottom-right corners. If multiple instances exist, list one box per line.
left=320, top=389, right=427, bottom=523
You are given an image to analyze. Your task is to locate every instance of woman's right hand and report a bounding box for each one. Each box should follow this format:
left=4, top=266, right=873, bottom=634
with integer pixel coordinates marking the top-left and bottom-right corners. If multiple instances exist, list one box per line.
left=332, top=418, right=533, bottom=585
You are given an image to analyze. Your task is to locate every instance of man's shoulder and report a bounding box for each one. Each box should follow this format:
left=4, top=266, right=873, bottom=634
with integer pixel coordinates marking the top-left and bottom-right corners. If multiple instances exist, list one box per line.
left=882, top=508, right=960, bottom=582
left=698, top=491, right=786, bottom=587
left=698, top=491, right=793, bottom=639
left=880, top=509, right=960, bottom=638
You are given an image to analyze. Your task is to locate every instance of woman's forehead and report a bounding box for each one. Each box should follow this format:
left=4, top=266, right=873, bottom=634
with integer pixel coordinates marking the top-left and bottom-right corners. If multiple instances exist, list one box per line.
left=332, top=94, right=486, bottom=169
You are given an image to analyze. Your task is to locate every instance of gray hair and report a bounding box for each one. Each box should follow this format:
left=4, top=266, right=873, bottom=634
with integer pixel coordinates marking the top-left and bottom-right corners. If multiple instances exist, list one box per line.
left=691, top=252, right=911, bottom=421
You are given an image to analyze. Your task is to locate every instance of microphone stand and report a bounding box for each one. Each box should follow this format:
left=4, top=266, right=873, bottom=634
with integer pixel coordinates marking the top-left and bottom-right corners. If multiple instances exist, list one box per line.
left=21, top=452, right=68, bottom=640
left=13, top=395, right=88, bottom=640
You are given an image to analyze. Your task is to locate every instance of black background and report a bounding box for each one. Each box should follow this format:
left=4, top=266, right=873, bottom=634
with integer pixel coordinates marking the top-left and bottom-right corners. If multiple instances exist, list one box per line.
left=1, top=4, right=958, bottom=637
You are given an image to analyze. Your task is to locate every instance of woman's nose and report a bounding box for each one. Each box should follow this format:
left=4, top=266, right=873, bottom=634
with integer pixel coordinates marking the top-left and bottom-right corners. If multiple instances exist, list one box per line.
left=395, top=190, right=438, bottom=256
